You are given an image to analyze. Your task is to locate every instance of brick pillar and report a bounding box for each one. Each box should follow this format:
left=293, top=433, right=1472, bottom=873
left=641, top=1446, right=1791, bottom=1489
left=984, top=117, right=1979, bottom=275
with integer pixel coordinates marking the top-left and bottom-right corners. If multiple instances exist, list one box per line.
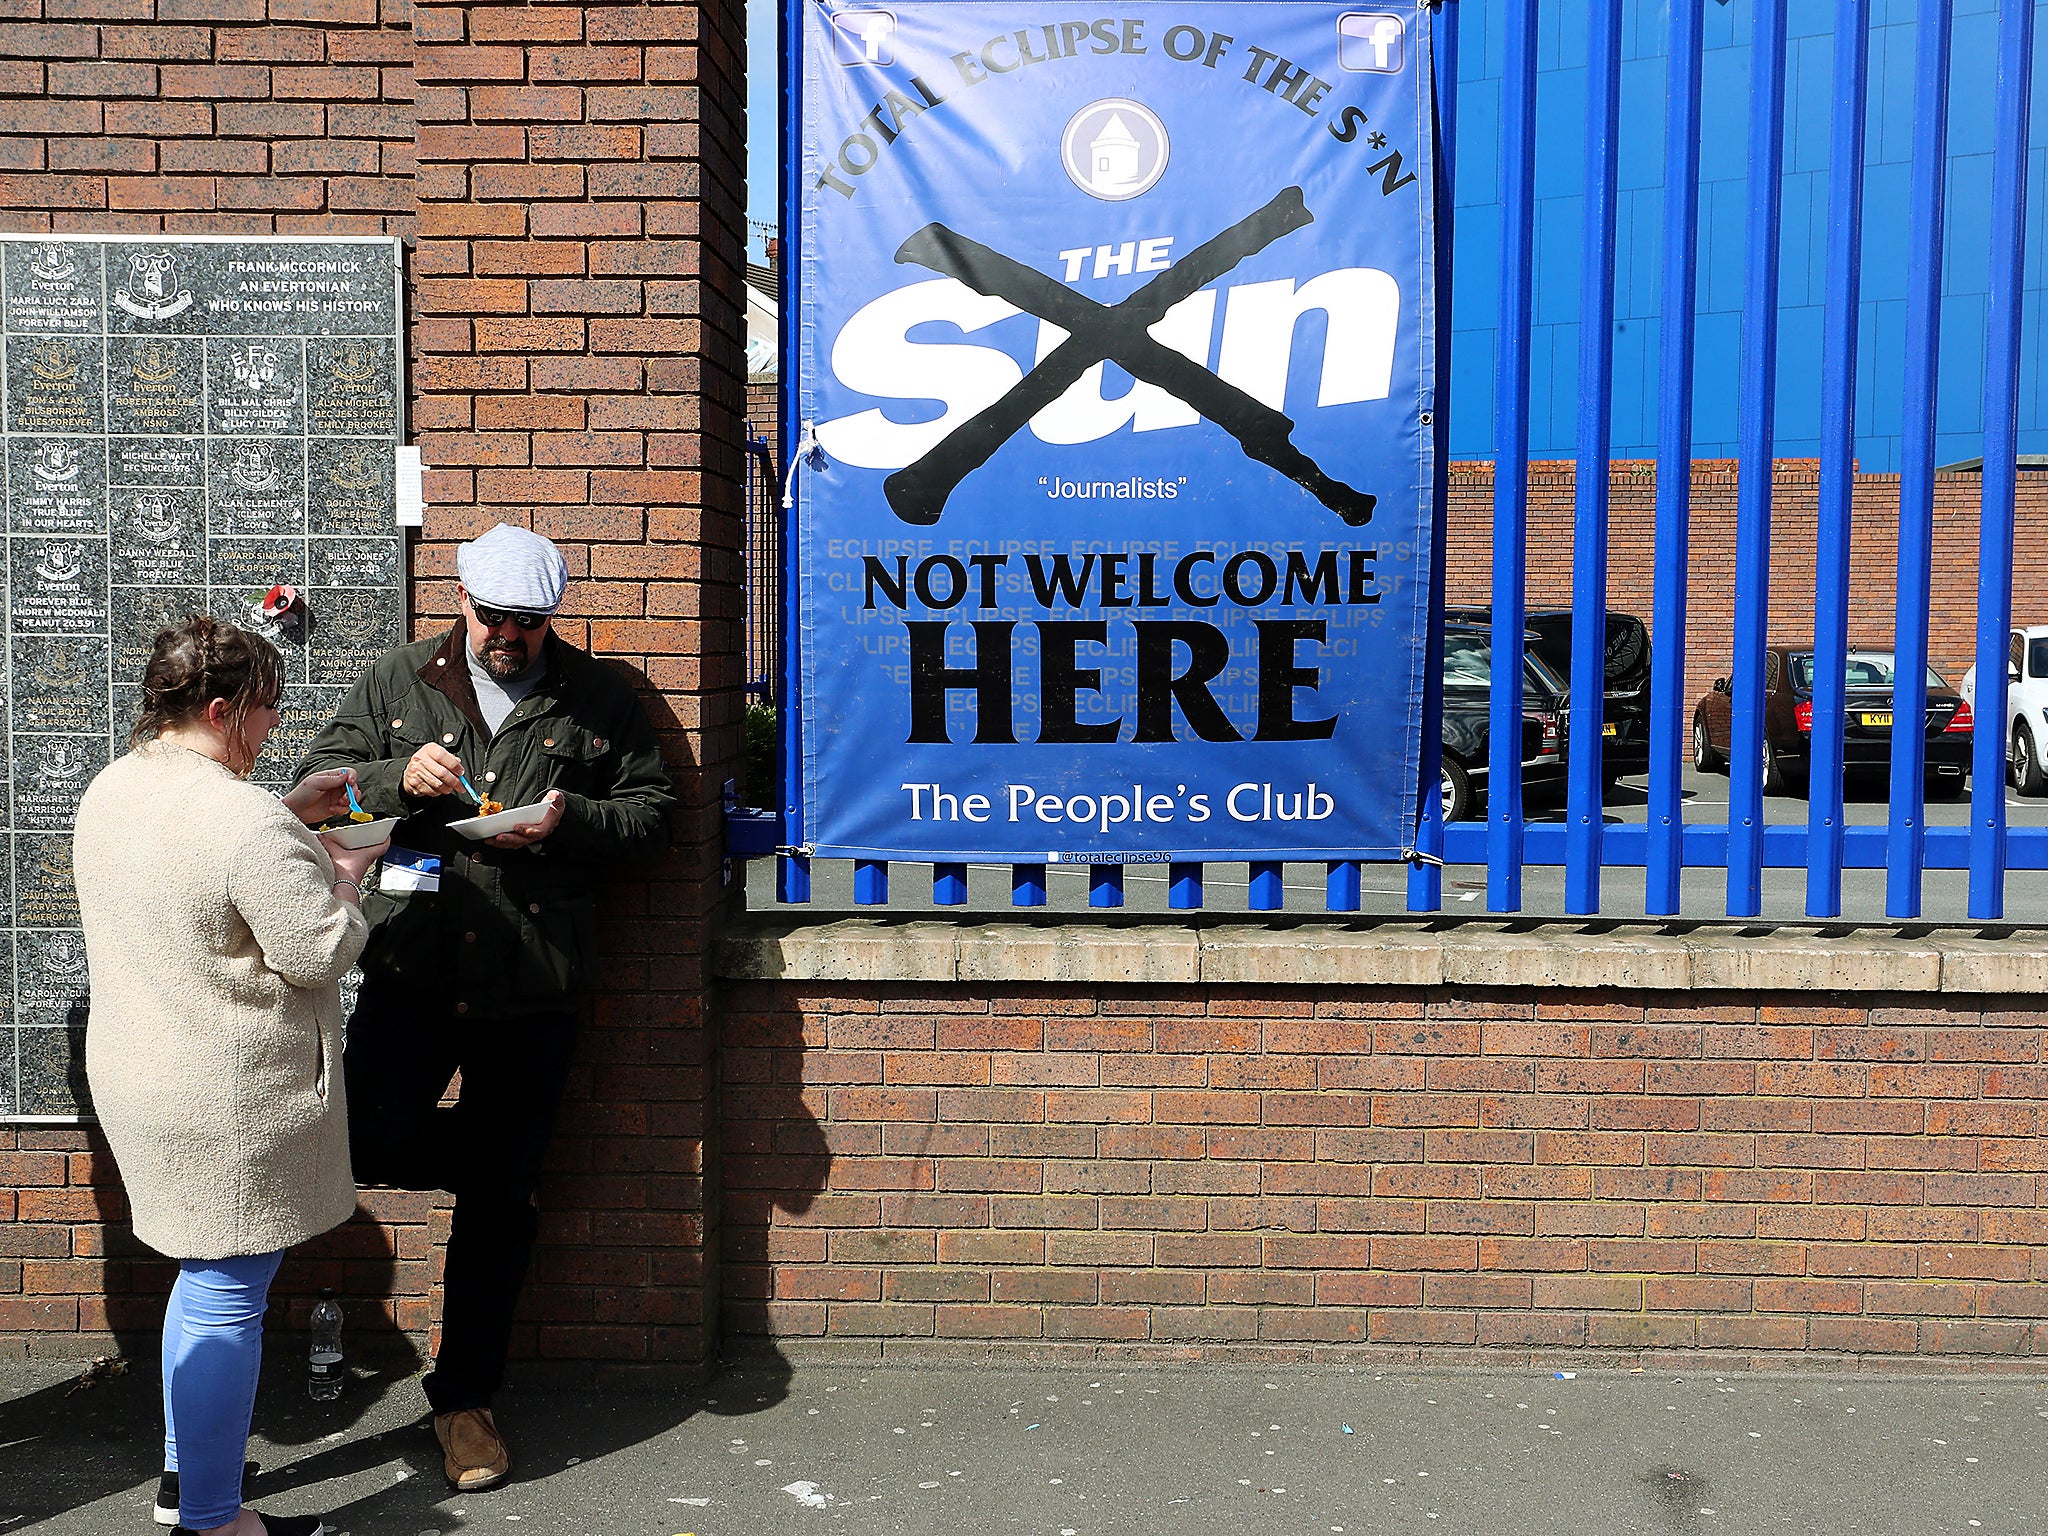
left=410, top=0, right=745, bottom=1379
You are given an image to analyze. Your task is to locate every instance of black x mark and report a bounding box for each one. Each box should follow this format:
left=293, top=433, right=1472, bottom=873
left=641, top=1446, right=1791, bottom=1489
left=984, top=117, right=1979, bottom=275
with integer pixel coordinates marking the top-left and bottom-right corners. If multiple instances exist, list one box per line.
left=882, top=187, right=1376, bottom=529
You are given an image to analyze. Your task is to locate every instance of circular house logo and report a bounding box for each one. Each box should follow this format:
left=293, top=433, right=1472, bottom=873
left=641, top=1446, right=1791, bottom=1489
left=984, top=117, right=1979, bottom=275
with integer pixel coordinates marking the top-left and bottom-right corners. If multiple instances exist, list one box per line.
left=1061, top=98, right=1169, bottom=201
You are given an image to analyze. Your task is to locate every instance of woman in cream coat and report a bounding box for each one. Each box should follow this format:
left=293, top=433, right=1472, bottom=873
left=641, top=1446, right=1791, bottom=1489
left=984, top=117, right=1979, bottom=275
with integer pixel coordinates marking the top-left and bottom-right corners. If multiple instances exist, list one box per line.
left=73, top=617, right=388, bottom=1536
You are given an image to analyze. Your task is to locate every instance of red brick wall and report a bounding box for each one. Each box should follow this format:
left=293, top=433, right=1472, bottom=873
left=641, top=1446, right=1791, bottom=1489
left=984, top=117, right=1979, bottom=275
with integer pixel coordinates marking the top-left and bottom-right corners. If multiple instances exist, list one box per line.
left=1447, top=460, right=2048, bottom=709
left=0, top=0, right=417, bottom=237
left=720, top=982, right=2048, bottom=1366
left=0, top=1133, right=432, bottom=1346
left=0, top=0, right=747, bottom=1380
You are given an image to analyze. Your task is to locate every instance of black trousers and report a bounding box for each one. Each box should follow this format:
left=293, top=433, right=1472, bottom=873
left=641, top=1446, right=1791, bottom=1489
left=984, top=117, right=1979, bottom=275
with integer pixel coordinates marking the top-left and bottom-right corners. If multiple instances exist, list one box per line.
left=343, top=984, right=580, bottom=1415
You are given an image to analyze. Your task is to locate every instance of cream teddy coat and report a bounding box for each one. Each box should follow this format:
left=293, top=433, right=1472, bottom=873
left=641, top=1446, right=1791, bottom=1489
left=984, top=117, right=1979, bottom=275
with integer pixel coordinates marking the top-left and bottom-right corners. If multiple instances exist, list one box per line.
left=74, top=741, right=369, bottom=1260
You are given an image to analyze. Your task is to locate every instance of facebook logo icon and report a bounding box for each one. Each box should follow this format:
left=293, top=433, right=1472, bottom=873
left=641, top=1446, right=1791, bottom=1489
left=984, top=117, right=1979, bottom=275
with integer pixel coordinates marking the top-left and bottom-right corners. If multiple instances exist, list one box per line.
left=1337, top=12, right=1405, bottom=73
left=833, top=10, right=896, bottom=65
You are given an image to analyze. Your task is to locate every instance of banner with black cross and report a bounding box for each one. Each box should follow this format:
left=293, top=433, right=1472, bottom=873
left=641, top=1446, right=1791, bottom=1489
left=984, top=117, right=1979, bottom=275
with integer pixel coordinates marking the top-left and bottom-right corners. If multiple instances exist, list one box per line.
left=793, top=0, right=1437, bottom=863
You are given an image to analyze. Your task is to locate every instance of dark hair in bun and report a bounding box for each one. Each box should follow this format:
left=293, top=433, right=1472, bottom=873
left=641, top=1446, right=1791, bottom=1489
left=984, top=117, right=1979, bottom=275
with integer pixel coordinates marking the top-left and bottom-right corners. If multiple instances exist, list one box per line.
left=130, top=615, right=283, bottom=774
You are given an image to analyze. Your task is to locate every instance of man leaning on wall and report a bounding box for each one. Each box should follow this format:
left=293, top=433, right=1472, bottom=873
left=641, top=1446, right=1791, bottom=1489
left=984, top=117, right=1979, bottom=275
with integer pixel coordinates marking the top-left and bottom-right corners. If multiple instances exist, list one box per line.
left=295, top=524, right=676, bottom=1491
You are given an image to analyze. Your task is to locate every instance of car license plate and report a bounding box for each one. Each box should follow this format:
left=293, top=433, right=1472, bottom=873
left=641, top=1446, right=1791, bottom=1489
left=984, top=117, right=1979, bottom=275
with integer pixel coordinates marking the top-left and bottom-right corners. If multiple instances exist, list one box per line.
left=1601, top=723, right=1617, bottom=737
left=1861, top=711, right=1892, bottom=727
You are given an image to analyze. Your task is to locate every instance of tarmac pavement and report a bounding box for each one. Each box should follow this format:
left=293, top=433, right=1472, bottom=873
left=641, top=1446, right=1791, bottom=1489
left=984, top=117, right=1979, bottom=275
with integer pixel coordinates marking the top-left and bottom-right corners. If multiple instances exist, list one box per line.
left=6, top=1354, right=2047, bottom=1535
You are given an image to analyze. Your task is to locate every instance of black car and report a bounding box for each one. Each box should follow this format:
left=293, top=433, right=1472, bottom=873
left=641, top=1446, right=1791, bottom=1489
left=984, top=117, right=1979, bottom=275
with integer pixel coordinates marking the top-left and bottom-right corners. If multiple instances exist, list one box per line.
left=1691, top=646, right=1972, bottom=797
left=1437, top=622, right=1570, bottom=821
left=1446, top=605, right=1651, bottom=785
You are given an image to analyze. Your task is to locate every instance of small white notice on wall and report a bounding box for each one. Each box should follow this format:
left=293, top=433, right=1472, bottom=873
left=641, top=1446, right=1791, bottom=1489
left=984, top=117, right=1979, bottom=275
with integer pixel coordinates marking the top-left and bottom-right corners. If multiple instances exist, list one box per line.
left=396, top=445, right=425, bottom=526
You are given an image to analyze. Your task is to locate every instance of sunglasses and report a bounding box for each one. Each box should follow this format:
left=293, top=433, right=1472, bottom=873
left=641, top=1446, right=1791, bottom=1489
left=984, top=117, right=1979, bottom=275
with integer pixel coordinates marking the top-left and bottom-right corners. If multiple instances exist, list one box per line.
left=470, top=601, right=550, bottom=631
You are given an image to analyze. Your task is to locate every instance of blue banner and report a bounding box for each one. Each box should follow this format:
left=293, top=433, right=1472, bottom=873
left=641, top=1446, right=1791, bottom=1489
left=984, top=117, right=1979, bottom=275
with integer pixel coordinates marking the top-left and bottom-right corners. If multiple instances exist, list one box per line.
left=795, top=0, right=1436, bottom=862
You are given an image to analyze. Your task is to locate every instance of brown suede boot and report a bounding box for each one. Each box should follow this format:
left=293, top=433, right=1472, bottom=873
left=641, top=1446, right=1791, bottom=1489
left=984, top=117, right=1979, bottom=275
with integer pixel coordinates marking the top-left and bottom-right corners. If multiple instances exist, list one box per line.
left=434, top=1407, right=512, bottom=1491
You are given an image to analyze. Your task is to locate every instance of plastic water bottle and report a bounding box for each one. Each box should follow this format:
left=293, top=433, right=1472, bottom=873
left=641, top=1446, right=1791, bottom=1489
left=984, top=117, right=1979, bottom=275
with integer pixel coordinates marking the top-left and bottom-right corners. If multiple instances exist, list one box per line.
left=308, top=1289, right=344, bottom=1401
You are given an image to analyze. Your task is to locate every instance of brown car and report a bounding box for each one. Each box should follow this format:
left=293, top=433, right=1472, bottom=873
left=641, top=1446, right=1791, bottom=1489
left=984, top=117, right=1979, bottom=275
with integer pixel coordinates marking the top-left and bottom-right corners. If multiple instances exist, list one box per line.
left=1690, top=646, right=1973, bottom=796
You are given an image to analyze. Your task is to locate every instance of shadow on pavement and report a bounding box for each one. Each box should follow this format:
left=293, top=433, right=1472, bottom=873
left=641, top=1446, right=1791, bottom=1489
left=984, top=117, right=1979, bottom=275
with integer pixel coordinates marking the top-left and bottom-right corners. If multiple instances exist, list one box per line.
left=0, top=1192, right=410, bottom=1531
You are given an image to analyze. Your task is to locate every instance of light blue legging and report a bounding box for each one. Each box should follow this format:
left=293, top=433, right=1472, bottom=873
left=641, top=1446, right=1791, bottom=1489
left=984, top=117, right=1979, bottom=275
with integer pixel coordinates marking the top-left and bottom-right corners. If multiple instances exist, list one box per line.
left=162, top=1250, right=284, bottom=1530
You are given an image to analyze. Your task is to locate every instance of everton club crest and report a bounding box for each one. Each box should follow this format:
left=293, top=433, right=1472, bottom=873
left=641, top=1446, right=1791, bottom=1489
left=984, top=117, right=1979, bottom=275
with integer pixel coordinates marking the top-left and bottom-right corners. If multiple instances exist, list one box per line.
left=113, top=251, right=194, bottom=321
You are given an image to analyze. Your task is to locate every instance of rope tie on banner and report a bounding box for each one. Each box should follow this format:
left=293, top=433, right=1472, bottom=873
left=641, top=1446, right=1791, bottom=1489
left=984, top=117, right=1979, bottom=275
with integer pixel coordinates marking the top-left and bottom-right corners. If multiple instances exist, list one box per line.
left=782, top=421, right=822, bottom=510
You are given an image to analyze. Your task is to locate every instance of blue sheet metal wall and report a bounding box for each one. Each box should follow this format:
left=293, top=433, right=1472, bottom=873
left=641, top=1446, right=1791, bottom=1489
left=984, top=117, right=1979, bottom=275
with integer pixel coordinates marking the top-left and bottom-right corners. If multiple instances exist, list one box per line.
left=1448, top=0, right=2048, bottom=471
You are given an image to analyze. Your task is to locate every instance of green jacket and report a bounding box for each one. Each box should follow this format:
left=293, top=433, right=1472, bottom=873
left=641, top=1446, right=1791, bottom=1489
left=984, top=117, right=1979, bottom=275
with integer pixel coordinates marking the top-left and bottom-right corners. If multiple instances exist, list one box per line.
left=296, top=625, right=676, bottom=1019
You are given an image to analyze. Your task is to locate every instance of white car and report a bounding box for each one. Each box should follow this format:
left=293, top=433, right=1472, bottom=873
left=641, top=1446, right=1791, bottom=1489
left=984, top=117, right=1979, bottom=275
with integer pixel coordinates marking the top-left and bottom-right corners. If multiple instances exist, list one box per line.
left=1961, top=624, right=2048, bottom=794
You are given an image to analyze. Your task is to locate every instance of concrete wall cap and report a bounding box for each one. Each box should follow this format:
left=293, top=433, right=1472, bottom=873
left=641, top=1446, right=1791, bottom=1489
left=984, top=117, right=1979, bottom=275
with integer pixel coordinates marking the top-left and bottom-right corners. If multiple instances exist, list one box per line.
left=712, top=917, right=2048, bottom=995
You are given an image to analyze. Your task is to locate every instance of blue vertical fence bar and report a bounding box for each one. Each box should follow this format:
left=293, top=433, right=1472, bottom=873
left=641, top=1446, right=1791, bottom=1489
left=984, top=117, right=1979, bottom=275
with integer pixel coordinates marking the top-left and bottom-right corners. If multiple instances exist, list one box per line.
left=932, top=862, right=968, bottom=905
left=1327, top=860, right=1362, bottom=912
left=1488, top=0, right=1540, bottom=914
left=853, top=859, right=888, bottom=904
left=1886, top=0, right=1954, bottom=919
left=1248, top=861, right=1284, bottom=911
left=1088, top=865, right=1123, bottom=908
left=1645, top=0, right=1705, bottom=917
left=775, top=0, right=809, bottom=905
left=1970, top=0, right=2038, bottom=920
left=1407, top=0, right=1460, bottom=916
left=1565, top=0, right=1625, bottom=914
left=1011, top=864, right=1047, bottom=906
left=1806, top=0, right=1873, bottom=919
left=1725, top=0, right=1789, bottom=918
left=1169, top=862, right=1204, bottom=909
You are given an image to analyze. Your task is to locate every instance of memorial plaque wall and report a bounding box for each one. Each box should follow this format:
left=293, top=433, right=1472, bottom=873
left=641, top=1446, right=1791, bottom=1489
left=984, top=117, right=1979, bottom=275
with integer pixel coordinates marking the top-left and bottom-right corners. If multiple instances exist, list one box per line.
left=0, top=236, right=405, bottom=1119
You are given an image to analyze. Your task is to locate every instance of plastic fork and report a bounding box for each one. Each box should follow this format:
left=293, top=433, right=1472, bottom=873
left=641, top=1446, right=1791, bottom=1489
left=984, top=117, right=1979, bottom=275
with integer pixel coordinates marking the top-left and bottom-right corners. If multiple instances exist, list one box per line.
left=346, top=780, right=373, bottom=823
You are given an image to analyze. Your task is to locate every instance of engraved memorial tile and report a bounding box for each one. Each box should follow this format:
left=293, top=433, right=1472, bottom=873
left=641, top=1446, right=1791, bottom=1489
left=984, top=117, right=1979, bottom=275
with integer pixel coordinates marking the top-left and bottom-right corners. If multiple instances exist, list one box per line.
left=306, top=439, right=392, bottom=535
left=2, top=241, right=101, bottom=335
left=207, top=437, right=305, bottom=535
left=106, top=245, right=201, bottom=333
left=210, top=538, right=310, bottom=685
left=107, top=335, right=203, bottom=437
left=11, top=539, right=108, bottom=636
left=311, top=535, right=400, bottom=590
left=14, top=737, right=105, bottom=832
left=7, top=437, right=105, bottom=536
left=5, top=336, right=105, bottom=436
left=0, top=1039, right=13, bottom=1118
left=110, top=682, right=142, bottom=739
left=110, top=436, right=204, bottom=488
left=206, top=338, right=304, bottom=437
left=18, top=1026, right=88, bottom=1116
left=255, top=684, right=346, bottom=787
left=17, top=933, right=87, bottom=1030
left=11, top=637, right=110, bottom=735
left=15, top=833, right=78, bottom=929
left=308, top=337, right=397, bottom=436
left=205, top=243, right=399, bottom=337
left=310, top=587, right=402, bottom=685
left=210, top=536, right=306, bottom=598
left=112, top=586, right=206, bottom=678
left=111, top=486, right=205, bottom=586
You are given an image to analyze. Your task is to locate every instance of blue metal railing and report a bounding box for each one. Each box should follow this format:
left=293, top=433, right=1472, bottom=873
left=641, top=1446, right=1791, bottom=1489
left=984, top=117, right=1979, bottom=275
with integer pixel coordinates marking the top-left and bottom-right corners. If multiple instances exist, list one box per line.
left=745, top=0, right=2044, bottom=921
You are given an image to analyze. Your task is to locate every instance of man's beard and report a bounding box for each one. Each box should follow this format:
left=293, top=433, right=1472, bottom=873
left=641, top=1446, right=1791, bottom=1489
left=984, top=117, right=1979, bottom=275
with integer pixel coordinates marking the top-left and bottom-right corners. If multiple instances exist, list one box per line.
left=479, top=636, right=532, bottom=677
